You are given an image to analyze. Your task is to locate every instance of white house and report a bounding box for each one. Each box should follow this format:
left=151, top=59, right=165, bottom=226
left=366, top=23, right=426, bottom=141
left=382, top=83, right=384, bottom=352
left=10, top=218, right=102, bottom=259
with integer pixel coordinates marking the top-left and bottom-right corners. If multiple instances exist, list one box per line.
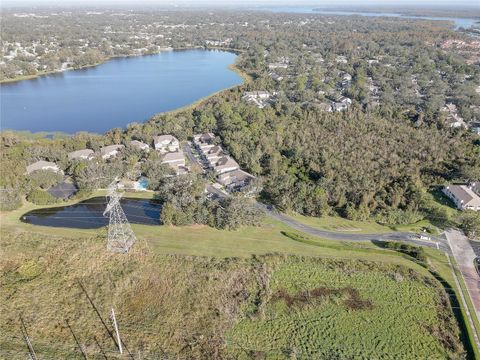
left=443, top=185, right=480, bottom=211
left=154, top=135, right=179, bottom=153
left=100, top=144, right=125, bottom=160
left=67, top=149, right=94, bottom=161
left=26, top=160, right=61, bottom=175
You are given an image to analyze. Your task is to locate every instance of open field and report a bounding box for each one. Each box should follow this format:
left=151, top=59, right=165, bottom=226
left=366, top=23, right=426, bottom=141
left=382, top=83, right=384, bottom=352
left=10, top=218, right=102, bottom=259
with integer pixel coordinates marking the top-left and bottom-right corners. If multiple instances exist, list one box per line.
left=0, top=228, right=468, bottom=359
left=1, top=195, right=478, bottom=359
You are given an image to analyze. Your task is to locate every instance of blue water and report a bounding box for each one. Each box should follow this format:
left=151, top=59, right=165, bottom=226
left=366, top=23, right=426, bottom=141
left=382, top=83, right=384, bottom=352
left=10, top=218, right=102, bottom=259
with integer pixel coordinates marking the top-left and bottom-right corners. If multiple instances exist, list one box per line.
left=0, top=49, right=242, bottom=134
left=261, top=7, right=479, bottom=30
left=21, top=197, right=162, bottom=228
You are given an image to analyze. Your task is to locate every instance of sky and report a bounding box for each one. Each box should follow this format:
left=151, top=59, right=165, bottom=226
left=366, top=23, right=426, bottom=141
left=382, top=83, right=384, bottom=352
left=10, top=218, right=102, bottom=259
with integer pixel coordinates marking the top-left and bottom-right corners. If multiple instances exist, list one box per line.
left=2, top=0, right=479, bottom=8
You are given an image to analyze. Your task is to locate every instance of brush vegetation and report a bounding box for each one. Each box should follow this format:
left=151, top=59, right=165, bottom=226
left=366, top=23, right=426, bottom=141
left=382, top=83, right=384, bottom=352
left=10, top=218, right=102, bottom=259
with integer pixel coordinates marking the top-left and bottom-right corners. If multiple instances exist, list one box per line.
left=0, top=229, right=465, bottom=359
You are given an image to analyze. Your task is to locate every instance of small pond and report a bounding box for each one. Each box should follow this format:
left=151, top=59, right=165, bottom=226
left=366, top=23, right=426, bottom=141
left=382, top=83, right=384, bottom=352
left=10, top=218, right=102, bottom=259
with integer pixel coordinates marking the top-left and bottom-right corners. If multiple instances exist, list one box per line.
left=21, top=196, right=162, bottom=229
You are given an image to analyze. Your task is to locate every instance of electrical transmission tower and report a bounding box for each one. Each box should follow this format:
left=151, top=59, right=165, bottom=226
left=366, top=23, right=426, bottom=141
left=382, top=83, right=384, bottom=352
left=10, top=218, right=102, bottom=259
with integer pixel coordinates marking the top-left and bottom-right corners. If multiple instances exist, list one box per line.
left=103, top=180, right=136, bottom=253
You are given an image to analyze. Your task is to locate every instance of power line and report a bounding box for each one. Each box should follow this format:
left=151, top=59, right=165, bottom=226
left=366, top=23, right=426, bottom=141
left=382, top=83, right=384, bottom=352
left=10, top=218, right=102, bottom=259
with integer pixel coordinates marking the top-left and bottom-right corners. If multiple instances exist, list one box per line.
left=103, top=180, right=137, bottom=253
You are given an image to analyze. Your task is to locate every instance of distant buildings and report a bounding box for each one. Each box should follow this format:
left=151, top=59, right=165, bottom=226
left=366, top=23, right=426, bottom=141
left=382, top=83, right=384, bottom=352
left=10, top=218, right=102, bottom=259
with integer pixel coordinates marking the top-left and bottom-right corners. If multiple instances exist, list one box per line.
left=268, top=62, right=288, bottom=70
left=331, top=96, right=352, bottom=112
left=242, top=91, right=276, bottom=109
left=443, top=184, right=480, bottom=211
left=470, top=121, right=480, bottom=135
left=26, top=160, right=61, bottom=175
left=205, top=38, right=232, bottom=47
left=441, top=104, right=466, bottom=128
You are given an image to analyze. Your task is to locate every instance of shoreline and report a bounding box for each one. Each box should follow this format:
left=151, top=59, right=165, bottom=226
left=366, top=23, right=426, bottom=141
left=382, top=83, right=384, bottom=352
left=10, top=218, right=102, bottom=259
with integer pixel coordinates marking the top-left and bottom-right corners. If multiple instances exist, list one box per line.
left=0, top=48, right=249, bottom=137
left=0, top=46, right=242, bottom=85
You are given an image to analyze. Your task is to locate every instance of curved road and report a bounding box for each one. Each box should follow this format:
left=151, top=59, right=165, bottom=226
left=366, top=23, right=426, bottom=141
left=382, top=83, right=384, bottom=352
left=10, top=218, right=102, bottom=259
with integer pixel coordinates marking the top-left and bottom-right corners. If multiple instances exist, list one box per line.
left=255, top=202, right=449, bottom=251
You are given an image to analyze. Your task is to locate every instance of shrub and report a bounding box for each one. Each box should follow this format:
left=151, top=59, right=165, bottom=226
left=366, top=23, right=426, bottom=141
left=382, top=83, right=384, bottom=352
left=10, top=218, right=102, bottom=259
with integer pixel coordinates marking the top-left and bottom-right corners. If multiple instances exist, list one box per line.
left=27, top=189, right=58, bottom=205
left=374, top=209, right=424, bottom=225
left=28, top=170, right=63, bottom=190
left=0, top=187, right=22, bottom=211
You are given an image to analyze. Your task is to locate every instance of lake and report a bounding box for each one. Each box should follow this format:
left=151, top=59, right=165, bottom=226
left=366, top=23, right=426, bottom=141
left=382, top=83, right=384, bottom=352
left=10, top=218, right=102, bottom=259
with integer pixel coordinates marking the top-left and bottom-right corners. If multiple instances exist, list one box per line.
left=261, top=7, right=479, bottom=30
left=0, top=49, right=242, bottom=134
left=21, top=197, right=162, bottom=229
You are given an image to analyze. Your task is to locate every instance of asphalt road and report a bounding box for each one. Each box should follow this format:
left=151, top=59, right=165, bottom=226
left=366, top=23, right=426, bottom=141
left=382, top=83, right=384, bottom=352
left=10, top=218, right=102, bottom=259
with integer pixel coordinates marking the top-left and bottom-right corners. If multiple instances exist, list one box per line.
left=255, top=202, right=449, bottom=251
left=446, top=229, right=480, bottom=321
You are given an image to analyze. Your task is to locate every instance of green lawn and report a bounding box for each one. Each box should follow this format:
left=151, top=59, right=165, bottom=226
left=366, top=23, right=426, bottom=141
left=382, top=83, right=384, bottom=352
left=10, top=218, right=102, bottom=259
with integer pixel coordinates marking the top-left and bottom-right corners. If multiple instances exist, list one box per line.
left=289, top=212, right=441, bottom=235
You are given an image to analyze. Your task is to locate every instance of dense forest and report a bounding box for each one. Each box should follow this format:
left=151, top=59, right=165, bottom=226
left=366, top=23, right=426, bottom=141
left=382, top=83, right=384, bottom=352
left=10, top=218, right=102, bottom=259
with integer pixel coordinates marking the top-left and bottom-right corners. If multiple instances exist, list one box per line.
left=1, top=7, right=480, bottom=229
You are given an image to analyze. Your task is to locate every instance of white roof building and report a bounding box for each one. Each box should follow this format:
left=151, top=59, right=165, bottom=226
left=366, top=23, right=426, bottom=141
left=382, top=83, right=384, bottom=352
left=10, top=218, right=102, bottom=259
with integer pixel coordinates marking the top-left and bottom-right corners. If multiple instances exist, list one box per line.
left=154, top=135, right=179, bottom=153
left=67, top=149, right=94, bottom=161
left=100, top=144, right=125, bottom=160
left=443, top=185, right=480, bottom=211
left=26, top=160, right=61, bottom=175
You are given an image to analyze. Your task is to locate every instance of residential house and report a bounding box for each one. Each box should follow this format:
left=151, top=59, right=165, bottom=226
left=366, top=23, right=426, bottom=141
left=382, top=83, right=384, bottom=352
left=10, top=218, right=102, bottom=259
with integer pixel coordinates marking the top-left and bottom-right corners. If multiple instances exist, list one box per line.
left=161, top=150, right=186, bottom=174
left=332, top=96, right=352, bottom=112
left=154, top=135, right=179, bottom=153
left=269, top=72, right=284, bottom=82
left=100, top=144, right=125, bottom=160
left=441, top=104, right=466, bottom=128
left=130, top=140, right=150, bottom=152
left=213, top=156, right=239, bottom=174
left=67, top=149, right=94, bottom=161
left=341, top=72, right=352, bottom=84
left=443, top=185, right=480, bottom=211
left=268, top=61, right=289, bottom=69
left=471, top=182, right=480, bottom=196
left=217, top=169, right=254, bottom=191
left=242, top=91, right=276, bottom=109
left=470, top=121, right=480, bottom=135
left=26, top=160, right=61, bottom=175
left=194, top=133, right=215, bottom=146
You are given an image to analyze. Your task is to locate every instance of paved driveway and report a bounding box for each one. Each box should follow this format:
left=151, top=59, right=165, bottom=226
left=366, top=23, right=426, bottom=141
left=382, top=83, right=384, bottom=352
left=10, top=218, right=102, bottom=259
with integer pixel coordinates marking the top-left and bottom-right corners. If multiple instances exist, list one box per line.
left=445, top=229, right=480, bottom=322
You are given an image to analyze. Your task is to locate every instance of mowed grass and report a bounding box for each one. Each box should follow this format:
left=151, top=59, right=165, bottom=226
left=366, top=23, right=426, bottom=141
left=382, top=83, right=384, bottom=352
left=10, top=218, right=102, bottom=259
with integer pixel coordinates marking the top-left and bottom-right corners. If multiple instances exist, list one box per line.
left=226, top=257, right=464, bottom=359
left=289, top=213, right=440, bottom=235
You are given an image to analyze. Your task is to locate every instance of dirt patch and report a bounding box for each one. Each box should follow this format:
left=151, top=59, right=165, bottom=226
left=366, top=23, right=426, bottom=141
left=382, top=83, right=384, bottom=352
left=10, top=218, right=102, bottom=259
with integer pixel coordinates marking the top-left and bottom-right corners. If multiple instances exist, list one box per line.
left=270, top=286, right=373, bottom=311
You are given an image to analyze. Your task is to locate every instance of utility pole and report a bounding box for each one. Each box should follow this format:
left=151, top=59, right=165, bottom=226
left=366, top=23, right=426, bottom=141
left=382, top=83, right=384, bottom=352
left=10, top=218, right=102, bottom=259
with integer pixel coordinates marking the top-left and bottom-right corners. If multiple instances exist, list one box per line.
left=110, top=308, right=123, bottom=355
left=103, top=180, right=136, bottom=253
left=20, top=315, right=37, bottom=360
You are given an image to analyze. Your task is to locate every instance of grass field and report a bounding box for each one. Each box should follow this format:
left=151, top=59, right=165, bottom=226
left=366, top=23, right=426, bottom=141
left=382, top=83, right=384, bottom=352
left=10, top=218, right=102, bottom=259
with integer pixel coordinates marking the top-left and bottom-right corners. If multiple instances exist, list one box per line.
left=0, top=196, right=477, bottom=359
left=290, top=213, right=440, bottom=235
